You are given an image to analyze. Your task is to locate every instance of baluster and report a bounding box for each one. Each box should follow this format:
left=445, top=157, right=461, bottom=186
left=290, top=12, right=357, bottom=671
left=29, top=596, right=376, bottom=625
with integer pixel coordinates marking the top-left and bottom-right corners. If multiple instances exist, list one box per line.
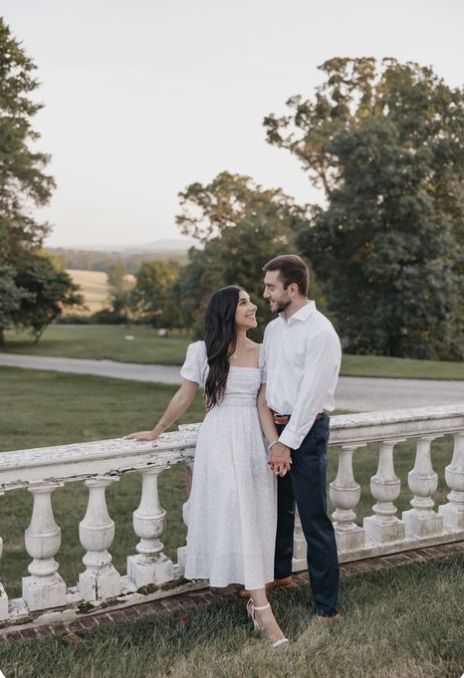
left=0, top=492, right=8, bottom=620
left=127, top=467, right=174, bottom=588
left=329, top=444, right=366, bottom=551
left=78, top=477, right=121, bottom=602
left=176, top=461, right=194, bottom=577
left=292, top=509, right=307, bottom=571
left=364, top=439, right=406, bottom=544
left=22, top=483, right=67, bottom=611
left=439, top=432, right=464, bottom=531
left=402, top=436, right=444, bottom=537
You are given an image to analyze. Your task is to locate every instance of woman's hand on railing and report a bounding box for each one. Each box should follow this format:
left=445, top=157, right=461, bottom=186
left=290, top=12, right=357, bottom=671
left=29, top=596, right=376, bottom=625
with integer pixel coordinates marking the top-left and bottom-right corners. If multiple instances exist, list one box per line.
left=125, top=430, right=160, bottom=441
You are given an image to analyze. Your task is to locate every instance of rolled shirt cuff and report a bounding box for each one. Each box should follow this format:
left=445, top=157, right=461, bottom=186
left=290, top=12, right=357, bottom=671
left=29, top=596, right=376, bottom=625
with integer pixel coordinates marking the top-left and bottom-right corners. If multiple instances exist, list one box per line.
left=278, top=428, right=304, bottom=450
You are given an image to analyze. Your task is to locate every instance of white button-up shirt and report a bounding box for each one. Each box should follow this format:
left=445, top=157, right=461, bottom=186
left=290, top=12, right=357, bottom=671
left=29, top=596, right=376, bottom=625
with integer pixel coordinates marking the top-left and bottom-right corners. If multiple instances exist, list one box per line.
left=262, top=300, right=341, bottom=450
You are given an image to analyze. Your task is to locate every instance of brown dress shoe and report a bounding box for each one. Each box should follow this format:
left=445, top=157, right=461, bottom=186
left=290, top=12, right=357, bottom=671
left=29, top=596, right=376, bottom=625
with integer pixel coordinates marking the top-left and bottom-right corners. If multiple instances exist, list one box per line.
left=238, top=576, right=295, bottom=599
left=312, top=611, right=344, bottom=623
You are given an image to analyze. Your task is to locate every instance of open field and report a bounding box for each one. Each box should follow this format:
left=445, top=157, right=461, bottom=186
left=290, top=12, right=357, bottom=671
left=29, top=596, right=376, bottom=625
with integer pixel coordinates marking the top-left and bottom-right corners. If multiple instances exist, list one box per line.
left=3, top=324, right=464, bottom=379
left=64, top=269, right=136, bottom=316
left=3, top=324, right=190, bottom=365
left=65, top=269, right=109, bottom=314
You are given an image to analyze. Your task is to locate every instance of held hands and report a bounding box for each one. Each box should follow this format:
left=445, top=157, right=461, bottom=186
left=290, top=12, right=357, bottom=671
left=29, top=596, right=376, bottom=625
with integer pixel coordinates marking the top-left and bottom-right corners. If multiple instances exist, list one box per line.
left=268, top=442, right=292, bottom=477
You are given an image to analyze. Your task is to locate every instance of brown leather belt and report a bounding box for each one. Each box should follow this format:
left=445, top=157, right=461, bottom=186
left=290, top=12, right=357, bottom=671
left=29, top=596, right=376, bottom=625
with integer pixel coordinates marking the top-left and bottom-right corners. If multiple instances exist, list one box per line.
left=273, top=411, right=325, bottom=425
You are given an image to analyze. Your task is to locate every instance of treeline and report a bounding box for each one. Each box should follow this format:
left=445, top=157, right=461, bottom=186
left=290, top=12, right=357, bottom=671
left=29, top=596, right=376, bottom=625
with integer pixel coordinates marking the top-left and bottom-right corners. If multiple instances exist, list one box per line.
left=48, top=248, right=187, bottom=274
left=2, top=13, right=464, bottom=359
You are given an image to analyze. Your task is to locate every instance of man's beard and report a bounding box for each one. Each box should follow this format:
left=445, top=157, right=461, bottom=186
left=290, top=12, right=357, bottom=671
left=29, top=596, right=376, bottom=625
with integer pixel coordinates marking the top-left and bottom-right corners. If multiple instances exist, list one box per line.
left=275, top=298, right=291, bottom=314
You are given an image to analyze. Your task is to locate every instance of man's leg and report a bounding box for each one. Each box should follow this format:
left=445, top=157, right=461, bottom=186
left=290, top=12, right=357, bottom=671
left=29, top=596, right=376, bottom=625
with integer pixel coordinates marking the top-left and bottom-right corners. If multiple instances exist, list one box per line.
left=290, top=416, right=339, bottom=616
left=274, top=423, right=296, bottom=579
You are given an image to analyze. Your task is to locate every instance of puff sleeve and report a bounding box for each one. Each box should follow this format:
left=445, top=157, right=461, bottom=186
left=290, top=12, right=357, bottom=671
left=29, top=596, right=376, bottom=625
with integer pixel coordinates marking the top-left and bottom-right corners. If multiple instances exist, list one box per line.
left=180, top=341, right=207, bottom=386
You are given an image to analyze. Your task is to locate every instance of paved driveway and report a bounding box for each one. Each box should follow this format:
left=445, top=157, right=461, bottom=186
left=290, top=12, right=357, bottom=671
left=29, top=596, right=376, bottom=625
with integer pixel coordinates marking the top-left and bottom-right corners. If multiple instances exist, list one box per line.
left=1, top=353, right=463, bottom=412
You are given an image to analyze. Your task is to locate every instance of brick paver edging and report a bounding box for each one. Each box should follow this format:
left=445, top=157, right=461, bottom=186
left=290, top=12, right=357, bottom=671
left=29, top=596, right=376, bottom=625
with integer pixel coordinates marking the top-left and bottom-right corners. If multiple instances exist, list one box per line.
left=1, top=540, right=463, bottom=644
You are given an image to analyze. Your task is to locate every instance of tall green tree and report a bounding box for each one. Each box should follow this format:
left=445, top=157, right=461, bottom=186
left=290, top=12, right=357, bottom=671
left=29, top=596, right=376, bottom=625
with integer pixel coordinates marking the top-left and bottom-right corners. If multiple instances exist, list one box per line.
left=264, top=58, right=464, bottom=358
left=176, top=172, right=309, bottom=336
left=0, top=18, right=54, bottom=259
left=131, top=260, right=184, bottom=328
left=0, top=19, right=79, bottom=342
left=13, top=254, right=82, bottom=343
left=0, top=263, right=31, bottom=346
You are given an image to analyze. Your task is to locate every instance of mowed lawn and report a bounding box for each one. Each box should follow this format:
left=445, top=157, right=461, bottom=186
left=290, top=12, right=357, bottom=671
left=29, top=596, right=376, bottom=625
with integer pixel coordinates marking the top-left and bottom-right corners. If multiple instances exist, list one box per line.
left=0, top=367, right=455, bottom=597
left=0, top=367, right=462, bottom=677
left=4, top=324, right=464, bottom=379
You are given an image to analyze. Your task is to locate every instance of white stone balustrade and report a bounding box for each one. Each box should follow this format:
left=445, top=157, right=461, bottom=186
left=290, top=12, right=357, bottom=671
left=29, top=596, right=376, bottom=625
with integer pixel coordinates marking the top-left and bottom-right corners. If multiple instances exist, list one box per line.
left=402, top=435, right=444, bottom=538
left=0, top=489, right=8, bottom=621
left=330, top=443, right=366, bottom=551
left=0, top=405, right=463, bottom=628
left=23, top=482, right=67, bottom=611
left=127, top=468, right=174, bottom=588
left=439, top=432, right=464, bottom=530
left=363, top=439, right=406, bottom=544
left=79, top=477, right=121, bottom=602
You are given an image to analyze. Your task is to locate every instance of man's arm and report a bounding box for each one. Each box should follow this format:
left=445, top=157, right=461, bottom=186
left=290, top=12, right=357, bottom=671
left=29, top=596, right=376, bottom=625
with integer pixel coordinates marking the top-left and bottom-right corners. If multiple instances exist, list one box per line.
left=278, top=330, right=341, bottom=450
left=257, top=384, right=292, bottom=475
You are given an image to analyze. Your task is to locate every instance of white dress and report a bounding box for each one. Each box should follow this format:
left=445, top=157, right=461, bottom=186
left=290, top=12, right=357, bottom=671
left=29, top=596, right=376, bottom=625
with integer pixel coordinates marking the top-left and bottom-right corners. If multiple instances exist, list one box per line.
left=181, top=341, right=277, bottom=590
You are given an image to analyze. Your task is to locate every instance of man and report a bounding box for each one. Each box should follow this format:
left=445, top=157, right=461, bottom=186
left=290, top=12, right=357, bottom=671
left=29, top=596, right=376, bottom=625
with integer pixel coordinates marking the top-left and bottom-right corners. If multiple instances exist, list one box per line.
left=262, top=253, right=342, bottom=620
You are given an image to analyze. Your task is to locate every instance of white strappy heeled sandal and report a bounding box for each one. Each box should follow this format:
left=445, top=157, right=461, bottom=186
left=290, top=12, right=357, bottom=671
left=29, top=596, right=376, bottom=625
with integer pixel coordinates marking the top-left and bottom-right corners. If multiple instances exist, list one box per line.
left=247, top=599, right=289, bottom=649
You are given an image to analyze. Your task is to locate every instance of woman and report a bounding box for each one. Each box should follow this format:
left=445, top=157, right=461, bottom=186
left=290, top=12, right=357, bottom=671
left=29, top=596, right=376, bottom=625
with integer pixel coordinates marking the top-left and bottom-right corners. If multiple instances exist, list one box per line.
left=127, top=286, right=288, bottom=648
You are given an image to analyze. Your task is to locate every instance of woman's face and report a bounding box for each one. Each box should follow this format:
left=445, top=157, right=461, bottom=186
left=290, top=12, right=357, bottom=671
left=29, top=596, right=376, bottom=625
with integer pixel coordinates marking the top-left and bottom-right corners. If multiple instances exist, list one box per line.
left=234, top=290, right=257, bottom=330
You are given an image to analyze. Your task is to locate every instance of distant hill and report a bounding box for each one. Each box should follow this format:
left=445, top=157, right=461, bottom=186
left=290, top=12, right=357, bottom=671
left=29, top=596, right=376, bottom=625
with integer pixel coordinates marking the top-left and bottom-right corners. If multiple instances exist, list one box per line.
left=46, top=240, right=196, bottom=273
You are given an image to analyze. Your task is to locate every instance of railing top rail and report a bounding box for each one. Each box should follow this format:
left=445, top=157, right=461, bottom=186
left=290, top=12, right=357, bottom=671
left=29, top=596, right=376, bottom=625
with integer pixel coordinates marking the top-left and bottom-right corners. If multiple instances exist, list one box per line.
left=1, top=404, right=463, bottom=490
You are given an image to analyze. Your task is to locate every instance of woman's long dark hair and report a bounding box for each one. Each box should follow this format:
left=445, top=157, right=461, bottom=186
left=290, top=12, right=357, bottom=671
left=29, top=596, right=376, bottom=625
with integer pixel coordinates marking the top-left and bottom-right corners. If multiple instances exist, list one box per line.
left=204, top=286, right=242, bottom=409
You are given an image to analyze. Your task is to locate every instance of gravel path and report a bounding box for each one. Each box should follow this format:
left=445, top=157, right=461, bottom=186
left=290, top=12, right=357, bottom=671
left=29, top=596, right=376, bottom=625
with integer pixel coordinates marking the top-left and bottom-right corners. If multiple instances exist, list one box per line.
left=1, top=353, right=463, bottom=411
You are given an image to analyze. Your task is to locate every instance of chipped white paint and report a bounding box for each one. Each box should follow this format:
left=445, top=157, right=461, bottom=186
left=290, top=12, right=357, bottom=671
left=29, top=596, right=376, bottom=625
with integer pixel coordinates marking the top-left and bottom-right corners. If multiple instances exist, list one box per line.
left=22, top=483, right=67, bottom=611
left=127, top=468, right=174, bottom=588
left=78, top=477, right=121, bottom=602
left=0, top=404, right=463, bottom=627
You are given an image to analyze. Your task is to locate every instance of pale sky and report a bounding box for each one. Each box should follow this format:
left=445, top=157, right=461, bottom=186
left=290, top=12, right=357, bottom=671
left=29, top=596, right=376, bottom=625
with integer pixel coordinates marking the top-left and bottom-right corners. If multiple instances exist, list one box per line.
left=2, top=0, right=463, bottom=249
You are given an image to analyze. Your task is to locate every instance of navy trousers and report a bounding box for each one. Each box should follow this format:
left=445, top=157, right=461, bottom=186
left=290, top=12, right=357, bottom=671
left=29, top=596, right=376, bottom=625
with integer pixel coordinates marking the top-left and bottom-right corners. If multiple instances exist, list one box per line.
left=274, top=415, right=339, bottom=616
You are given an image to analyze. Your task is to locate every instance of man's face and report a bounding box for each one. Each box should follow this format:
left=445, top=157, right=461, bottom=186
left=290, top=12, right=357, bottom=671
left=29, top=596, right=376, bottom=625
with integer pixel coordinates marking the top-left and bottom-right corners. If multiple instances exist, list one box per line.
left=263, top=270, right=291, bottom=314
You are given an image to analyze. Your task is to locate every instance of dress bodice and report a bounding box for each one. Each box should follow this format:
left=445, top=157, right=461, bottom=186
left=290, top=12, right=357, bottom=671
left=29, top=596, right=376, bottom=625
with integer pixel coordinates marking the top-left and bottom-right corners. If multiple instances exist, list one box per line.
left=219, top=367, right=261, bottom=407
left=180, top=341, right=264, bottom=407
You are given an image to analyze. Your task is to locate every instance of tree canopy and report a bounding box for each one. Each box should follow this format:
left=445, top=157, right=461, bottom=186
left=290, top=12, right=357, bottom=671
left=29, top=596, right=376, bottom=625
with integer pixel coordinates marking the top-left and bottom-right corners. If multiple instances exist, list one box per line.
left=176, top=171, right=309, bottom=336
left=264, top=58, right=464, bottom=358
left=0, top=18, right=79, bottom=343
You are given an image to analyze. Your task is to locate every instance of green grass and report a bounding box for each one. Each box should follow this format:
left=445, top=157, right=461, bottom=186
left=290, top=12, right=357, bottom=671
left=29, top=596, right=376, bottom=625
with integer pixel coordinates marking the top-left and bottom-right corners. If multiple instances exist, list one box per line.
left=0, top=367, right=454, bottom=602
left=3, top=324, right=464, bottom=379
left=0, top=367, right=460, bottom=676
left=2, top=325, right=191, bottom=366
left=0, top=555, right=463, bottom=677
left=0, top=367, right=206, bottom=598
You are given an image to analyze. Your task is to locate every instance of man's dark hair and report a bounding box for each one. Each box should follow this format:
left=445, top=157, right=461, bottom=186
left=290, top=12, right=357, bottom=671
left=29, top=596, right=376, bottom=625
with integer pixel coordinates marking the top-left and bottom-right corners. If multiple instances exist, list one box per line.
left=263, top=254, right=309, bottom=296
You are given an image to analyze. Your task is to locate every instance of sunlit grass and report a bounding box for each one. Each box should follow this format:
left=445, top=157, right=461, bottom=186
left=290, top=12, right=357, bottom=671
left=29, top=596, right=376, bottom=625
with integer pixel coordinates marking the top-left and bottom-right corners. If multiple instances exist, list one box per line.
left=3, top=324, right=464, bottom=379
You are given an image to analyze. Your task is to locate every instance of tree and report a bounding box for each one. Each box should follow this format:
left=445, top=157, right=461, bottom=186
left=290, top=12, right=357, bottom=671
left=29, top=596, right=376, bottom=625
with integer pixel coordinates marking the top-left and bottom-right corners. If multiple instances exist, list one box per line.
left=130, top=260, right=184, bottom=328
left=0, top=18, right=54, bottom=260
left=0, top=263, right=31, bottom=346
left=0, top=19, right=80, bottom=342
left=176, top=172, right=310, bottom=336
left=264, top=58, right=464, bottom=359
left=13, top=254, right=83, bottom=343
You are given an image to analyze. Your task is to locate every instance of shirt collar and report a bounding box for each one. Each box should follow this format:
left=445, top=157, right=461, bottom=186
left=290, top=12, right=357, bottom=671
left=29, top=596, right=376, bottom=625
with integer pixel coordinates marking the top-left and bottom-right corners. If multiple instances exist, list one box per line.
left=279, top=300, right=316, bottom=325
